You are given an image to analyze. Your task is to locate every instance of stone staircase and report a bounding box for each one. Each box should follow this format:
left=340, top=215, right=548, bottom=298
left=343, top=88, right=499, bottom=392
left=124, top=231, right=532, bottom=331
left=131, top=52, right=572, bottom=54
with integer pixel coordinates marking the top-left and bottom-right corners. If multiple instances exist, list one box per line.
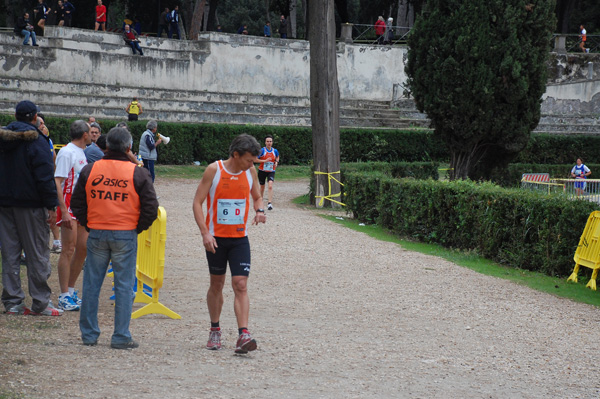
left=0, top=27, right=597, bottom=133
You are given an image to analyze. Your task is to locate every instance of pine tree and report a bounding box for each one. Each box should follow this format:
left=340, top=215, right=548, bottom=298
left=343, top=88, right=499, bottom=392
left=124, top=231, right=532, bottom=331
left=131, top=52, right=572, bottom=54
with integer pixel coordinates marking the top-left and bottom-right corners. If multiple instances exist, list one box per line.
left=405, top=0, right=556, bottom=180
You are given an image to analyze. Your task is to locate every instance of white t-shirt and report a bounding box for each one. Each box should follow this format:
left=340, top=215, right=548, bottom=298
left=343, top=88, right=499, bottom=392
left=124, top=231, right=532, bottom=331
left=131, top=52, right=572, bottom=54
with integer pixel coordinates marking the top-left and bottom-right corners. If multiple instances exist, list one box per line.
left=55, top=142, right=87, bottom=196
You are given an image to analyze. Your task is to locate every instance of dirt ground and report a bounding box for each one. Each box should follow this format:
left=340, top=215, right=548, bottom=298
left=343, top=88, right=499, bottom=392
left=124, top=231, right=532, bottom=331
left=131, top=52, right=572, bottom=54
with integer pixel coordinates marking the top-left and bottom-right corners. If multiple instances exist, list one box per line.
left=2, top=178, right=600, bottom=399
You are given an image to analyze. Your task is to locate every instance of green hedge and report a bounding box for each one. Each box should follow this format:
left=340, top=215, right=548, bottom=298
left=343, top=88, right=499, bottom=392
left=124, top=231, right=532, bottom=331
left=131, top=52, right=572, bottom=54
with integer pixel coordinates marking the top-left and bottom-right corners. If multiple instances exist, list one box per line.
left=345, top=174, right=598, bottom=277
left=0, top=114, right=446, bottom=164
left=3, top=112, right=598, bottom=166
left=311, top=162, right=439, bottom=212
left=516, top=134, right=600, bottom=165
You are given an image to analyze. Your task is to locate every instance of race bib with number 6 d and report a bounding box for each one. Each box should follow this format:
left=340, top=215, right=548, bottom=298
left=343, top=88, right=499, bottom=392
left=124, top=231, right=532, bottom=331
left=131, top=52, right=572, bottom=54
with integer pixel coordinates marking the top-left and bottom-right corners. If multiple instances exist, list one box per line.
left=217, top=199, right=246, bottom=225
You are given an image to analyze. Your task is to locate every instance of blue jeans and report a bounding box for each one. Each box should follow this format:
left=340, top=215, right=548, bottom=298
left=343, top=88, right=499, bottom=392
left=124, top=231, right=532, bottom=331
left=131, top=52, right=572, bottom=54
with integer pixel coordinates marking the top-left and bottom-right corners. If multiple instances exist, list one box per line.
left=80, top=229, right=137, bottom=345
left=168, top=23, right=181, bottom=39
left=21, top=29, right=37, bottom=45
left=142, top=159, right=155, bottom=182
left=128, top=41, right=143, bottom=55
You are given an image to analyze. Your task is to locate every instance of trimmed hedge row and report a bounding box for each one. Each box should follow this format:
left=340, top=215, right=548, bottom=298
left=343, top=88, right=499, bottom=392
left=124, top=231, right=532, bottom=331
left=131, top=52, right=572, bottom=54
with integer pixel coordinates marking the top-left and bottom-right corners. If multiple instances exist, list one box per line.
left=345, top=174, right=597, bottom=277
left=1, top=113, right=595, bottom=165
left=310, top=162, right=439, bottom=207
left=515, top=133, right=600, bottom=165
left=0, top=114, right=446, bottom=164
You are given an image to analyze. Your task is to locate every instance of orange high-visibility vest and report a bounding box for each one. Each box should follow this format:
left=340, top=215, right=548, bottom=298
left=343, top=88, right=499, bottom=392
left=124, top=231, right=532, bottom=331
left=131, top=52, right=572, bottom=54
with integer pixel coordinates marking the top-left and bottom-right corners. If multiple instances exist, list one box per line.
left=85, top=159, right=140, bottom=230
left=206, top=160, right=252, bottom=237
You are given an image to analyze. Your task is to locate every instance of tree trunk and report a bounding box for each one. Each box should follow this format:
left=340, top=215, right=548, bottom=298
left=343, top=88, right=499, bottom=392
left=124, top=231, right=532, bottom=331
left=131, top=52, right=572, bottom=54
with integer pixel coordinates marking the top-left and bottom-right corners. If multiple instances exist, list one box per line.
left=289, top=0, right=296, bottom=38
left=203, top=2, right=210, bottom=31
left=189, top=0, right=207, bottom=40
left=302, top=0, right=308, bottom=39
left=309, top=0, right=341, bottom=208
left=206, top=0, right=219, bottom=31
left=265, top=0, right=270, bottom=25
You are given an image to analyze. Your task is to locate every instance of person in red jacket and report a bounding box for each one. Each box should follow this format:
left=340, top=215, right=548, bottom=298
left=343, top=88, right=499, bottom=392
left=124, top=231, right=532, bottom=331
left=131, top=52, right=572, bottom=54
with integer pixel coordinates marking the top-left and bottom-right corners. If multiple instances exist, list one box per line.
left=374, top=16, right=386, bottom=45
left=95, top=0, right=106, bottom=31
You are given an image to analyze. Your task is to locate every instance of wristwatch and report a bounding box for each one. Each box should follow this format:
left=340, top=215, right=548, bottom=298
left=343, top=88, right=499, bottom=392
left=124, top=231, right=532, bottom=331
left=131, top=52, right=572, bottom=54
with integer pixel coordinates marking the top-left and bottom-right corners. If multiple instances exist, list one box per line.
left=256, top=208, right=265, bottom=213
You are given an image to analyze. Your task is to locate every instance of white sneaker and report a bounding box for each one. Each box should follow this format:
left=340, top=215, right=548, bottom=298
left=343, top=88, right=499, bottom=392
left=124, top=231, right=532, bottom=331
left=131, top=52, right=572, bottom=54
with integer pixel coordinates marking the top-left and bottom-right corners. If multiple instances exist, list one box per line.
left=58, top=295, right=80, bottom=311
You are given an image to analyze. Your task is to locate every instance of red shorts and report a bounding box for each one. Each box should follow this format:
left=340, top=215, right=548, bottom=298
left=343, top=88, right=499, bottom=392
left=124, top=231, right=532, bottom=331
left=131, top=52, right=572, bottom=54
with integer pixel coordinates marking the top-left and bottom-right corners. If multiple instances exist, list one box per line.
left=56, top=193, right=76, bottom=225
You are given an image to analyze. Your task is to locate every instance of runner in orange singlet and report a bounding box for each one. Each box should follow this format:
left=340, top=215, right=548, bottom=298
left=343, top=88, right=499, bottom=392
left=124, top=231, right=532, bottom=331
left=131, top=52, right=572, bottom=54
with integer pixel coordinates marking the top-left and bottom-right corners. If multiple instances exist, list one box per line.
left=193, top=134, right=266, bottom=354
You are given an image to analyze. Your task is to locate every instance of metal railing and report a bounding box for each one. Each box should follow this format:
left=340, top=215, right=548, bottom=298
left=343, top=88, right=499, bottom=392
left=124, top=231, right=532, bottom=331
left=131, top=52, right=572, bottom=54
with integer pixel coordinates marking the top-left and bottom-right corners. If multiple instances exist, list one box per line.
left=522, top=177, right=600, bottom=204
left=552, top=34, right=599, bottom=54
left=350, top=23, right=412, bottom=45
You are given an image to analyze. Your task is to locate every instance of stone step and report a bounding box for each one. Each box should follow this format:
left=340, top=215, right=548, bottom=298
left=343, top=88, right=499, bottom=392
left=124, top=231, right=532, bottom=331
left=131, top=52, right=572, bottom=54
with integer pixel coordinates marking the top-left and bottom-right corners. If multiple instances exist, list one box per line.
left=0, top=85, right=420, bottom=120
left=0, top=98, right=426, bottom=129
left=0, top=33, right=208, bottom=60
left=45, top=26, right=207, bottom=52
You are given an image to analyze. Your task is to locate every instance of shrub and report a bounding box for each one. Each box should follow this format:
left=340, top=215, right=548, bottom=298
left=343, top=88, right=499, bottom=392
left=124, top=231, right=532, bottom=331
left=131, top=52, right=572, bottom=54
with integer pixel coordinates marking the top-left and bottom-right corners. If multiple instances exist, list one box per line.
left=345, top=175, right=597, bottom=277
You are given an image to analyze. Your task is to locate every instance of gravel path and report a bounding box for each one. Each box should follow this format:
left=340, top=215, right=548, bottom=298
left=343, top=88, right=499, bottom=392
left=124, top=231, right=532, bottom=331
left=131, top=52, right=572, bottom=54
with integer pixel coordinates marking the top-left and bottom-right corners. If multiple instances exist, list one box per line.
left=2, top=178, right=600, bottom=399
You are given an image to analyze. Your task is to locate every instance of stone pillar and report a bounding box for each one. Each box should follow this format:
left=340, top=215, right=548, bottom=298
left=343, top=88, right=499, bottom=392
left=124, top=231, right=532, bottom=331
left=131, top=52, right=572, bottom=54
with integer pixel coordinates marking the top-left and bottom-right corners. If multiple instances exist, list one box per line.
left=554, top=35, right=566, bottom=54
left=588, top=62, right=594, bottom=80
left=340, top=23, right=353, bottom=44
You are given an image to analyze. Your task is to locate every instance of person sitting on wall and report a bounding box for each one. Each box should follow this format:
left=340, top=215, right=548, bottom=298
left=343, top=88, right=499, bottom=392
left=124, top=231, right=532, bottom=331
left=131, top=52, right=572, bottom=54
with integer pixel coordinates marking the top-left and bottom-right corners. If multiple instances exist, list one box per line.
left=14, top=13, right=39, bottom=46
left=123, top=24, right=144, bottom=56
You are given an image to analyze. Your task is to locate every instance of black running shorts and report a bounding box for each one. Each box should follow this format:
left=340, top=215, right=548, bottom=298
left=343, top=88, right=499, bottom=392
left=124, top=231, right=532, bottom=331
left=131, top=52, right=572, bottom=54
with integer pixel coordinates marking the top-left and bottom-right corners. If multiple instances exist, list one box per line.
left=205, top=236, right=251, bottom=276
left=257, top=170, right=275, bottom=185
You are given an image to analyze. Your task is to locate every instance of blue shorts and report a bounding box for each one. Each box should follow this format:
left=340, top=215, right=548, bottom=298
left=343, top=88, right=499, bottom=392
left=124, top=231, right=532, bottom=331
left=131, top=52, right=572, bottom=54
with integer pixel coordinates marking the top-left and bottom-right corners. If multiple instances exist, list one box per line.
left=205, top=236, right=251, bottom=276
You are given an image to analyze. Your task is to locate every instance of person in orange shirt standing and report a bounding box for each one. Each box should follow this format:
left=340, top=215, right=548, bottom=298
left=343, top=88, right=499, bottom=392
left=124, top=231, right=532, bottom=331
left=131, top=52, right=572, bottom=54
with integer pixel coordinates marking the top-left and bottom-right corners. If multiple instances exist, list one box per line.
left=71, top=127, right=158, bottom=349
left=192, top=134, right=267, bottom=354
left=95, top=0, right=107, bottom=31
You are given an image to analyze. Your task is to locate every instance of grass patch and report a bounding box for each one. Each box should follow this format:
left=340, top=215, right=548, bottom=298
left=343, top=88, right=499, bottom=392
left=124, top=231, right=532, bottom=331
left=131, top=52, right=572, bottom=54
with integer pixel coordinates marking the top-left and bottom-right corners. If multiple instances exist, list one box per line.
left=0, top=390, right=26, bottom=399
left=292, top=193, right=310, bottom=205
left=321, top=214, right=600, bottom=307
left=155, top=164, right=311, bottom=181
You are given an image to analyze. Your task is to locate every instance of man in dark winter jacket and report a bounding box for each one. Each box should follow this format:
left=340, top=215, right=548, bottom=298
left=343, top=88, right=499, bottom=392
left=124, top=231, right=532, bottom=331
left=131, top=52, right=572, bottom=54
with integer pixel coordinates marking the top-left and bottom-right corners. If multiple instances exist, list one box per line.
left=0, top=100, right=62, bottom=316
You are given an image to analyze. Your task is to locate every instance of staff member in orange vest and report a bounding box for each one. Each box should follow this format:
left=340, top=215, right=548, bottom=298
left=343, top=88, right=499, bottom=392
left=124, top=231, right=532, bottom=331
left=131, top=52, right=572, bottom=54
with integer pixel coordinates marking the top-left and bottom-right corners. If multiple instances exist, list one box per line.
left=193, top=134, right=267, bottom=354
left=71, top=127, right=158, bottom=349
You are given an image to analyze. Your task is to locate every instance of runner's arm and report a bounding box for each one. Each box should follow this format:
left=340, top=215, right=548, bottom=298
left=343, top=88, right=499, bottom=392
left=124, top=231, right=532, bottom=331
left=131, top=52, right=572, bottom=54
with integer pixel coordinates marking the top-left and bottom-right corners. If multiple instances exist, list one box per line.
left=193, top=163, right=218, bottom=253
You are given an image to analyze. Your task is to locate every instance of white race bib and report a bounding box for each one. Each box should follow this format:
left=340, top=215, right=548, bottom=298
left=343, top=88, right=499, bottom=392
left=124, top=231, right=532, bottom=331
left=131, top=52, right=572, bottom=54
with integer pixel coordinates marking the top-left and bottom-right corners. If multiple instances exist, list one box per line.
left=216, top=199, right=246, bottom=225
left=263, top=161, right=274, bottom=172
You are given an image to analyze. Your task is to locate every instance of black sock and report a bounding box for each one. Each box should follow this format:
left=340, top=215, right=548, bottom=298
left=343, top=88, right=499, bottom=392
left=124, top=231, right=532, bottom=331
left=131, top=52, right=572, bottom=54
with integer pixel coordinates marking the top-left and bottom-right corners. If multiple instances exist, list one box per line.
left=238, top=327, right=248, bottom=335
left=211, top=321, right=220, bottom=329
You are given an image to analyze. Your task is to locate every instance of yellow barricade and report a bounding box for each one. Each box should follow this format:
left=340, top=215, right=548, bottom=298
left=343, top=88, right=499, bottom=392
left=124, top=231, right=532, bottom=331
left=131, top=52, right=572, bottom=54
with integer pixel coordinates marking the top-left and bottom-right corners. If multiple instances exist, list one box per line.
left=568, top=211, right=600, bottom=290
left=53, top=144, right=66, bottom=152
left=132, top=206, right=181, bottom=319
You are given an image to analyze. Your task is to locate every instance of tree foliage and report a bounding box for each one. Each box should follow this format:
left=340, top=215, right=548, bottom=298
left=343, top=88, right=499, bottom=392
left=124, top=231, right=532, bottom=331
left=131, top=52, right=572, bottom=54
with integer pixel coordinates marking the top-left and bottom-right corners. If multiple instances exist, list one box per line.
left=405, top=0, right=556, bottom=180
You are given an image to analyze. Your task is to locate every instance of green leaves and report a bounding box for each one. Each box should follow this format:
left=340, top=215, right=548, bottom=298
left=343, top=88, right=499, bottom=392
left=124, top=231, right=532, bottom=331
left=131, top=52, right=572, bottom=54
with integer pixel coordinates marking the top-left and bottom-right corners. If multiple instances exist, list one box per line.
left=345, top=174, right=596, bottom=277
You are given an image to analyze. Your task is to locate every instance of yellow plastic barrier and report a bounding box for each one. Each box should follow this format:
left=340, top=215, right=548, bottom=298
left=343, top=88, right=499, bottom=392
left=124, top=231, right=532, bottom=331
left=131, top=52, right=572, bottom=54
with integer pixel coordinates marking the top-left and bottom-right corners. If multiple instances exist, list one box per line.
left=132, top=206, right=181, bottom=319
left=53, top=144, right=66, bottom=152
left=567, top=211, right=600, bottom=290
left=314, top=170, right=345, bottom=207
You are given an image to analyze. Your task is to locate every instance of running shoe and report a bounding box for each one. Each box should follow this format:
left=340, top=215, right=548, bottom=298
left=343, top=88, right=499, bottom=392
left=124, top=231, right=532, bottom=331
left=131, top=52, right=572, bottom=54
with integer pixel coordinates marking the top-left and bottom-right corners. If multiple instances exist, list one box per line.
left=206, top=327, right=222, bottom=350
left=6, top=302, right=27, bottom=315
left=51, top=241, right=62, bottom=253
left=24, top=301, right=64, bottom=316
left=71, top=290, right=82, bottom=306
left=111, top=340, right=139, bottom=350
left=267, top=203, right=273, bottom=211
left=58, top=295, right=80, bottom=311
left=235, top=330, right=257, bottom=354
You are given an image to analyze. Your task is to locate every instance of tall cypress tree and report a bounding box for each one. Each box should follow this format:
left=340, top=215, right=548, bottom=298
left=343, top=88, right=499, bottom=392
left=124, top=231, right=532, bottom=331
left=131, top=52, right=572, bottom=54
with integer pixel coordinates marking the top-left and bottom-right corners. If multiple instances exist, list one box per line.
left=405, top=0, right=556, bottom=180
